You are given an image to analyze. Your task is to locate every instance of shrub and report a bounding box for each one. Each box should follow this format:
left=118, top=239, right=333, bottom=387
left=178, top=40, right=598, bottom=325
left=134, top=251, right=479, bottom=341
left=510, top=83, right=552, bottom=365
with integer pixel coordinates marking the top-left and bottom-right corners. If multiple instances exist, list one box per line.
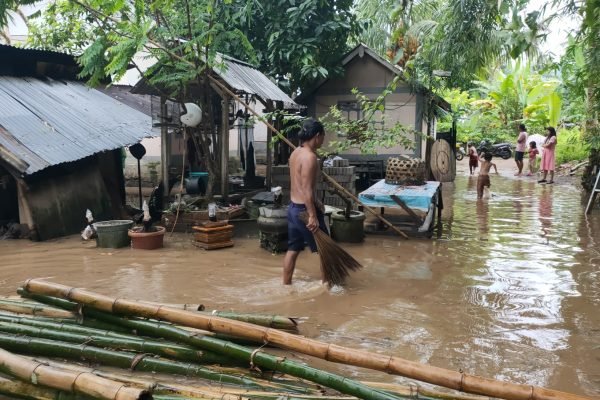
left=555, top=127, right=589, bottom=164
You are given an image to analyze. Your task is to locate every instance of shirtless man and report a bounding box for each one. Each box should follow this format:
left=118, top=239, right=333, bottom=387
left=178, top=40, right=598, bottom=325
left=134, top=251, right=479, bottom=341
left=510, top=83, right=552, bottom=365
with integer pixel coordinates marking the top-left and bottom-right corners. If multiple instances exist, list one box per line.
left=283, top=118, right=329, bottom=285
left=477, top=152, right=498, bottom=199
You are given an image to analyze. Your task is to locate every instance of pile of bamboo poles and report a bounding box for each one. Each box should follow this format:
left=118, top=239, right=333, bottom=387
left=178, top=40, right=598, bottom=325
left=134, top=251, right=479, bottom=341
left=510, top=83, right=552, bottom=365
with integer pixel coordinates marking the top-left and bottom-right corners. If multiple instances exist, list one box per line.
left=0, top=280, right=591, bottom=400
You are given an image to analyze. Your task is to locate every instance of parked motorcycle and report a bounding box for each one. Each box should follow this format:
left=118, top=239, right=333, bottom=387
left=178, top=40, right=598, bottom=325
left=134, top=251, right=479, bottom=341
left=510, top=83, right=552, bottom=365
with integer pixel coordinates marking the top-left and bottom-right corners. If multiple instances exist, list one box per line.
left=477, top=140, right=512, bottom=160
left=455, top=145, right=466, bottom=161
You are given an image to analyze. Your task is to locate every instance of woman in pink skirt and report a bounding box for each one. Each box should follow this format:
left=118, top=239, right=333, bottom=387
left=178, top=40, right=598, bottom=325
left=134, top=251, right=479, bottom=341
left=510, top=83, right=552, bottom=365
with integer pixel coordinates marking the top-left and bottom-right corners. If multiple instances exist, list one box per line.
left=538, top=127, right=557, bottom=184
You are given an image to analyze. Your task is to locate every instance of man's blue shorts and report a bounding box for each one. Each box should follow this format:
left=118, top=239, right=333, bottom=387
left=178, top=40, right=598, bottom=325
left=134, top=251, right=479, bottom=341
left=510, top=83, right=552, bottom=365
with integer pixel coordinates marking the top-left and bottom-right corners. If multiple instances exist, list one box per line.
left=515, top=151, right=525, bottom=161
left=287, top=202, right=329, bottom=252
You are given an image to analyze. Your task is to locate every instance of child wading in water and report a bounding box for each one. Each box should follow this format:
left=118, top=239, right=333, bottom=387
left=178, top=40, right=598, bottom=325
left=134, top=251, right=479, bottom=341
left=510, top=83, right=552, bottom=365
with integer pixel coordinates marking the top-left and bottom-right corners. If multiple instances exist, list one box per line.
left=468, top=142, right=478, bottom=175
left=477, top=152, right=498, bottom=199
left=527, top=141, right=539, bottom=176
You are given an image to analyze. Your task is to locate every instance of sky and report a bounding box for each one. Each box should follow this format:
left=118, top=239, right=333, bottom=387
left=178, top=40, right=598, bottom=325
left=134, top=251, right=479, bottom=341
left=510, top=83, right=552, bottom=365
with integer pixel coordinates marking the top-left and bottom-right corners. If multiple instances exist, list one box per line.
left=526, top=0, right=581, bottom=58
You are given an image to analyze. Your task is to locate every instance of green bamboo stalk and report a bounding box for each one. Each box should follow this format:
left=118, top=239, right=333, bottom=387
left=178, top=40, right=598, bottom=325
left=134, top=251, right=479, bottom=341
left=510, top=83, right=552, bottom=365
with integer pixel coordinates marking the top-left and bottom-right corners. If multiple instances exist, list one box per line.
left=0, top=311, right=74, bottom=324
left=0, top=299, right=75, bottom=318
left=203, top=311, right=298, bottom=331
left=15, top=294, right=402, bottom=400
left=18, top=290, right=298, bottom=332
left=71, top=308, right=405, bottom=400
left=0, top=322, right=236, bottom=366
left=17, top=288, right=274, bottom=345
left=0, top=311, right=132, bottom=334
left=17, top=288, right=80, bottom=312
left=0, top=334, right=274, bottom=390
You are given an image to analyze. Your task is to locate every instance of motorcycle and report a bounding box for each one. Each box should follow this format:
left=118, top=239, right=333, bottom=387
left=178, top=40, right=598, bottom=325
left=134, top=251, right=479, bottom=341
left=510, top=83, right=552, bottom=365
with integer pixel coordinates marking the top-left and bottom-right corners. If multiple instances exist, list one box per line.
left=477, top=140, right=512, bottom=160
left=455, top=145, right=466, bottom=161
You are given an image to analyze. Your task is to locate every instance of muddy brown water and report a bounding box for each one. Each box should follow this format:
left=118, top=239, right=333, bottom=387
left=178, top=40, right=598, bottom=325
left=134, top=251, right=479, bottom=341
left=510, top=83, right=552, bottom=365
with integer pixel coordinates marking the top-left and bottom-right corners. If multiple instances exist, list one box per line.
left=0, top=162, right=599, bottom=397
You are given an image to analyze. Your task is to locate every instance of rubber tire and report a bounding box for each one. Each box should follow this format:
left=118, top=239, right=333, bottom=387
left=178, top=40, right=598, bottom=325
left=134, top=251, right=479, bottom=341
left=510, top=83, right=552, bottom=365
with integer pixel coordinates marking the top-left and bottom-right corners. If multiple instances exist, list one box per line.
left=456, top=152, right=464, bottom=161
left=500, top=149, right=512, bottom=160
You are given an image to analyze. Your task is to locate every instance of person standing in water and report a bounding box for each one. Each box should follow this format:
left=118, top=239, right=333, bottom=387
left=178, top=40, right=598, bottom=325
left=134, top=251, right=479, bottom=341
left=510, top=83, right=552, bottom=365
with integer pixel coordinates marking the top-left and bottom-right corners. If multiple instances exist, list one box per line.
left=514, top=124, right=528, bottom=176
left=477, top=152, right=498, bottom=199
left=283, top=118, right=329, bottom=285
left=539, top=127, right=558, bottom=184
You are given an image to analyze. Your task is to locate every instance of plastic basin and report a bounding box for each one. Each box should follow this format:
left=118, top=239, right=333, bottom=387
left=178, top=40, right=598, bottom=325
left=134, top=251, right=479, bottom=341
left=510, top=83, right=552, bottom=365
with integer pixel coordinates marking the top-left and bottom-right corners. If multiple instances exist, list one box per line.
left=93, top=220, right=133, bottom=248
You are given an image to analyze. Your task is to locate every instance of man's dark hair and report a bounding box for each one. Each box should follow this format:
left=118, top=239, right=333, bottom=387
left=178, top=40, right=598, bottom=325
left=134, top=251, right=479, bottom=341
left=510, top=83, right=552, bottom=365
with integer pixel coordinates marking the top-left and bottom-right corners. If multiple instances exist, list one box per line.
left=484, top=152, right=493, bottom=161
left=299, top=118, right=324, bottom=142
left=519, top=123, right=526, bottom=131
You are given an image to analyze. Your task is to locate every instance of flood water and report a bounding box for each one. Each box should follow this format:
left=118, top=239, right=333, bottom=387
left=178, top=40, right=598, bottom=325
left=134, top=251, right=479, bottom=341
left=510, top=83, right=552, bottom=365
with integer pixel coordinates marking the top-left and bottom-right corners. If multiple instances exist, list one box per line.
left=0, top=161, right=599, bottom=397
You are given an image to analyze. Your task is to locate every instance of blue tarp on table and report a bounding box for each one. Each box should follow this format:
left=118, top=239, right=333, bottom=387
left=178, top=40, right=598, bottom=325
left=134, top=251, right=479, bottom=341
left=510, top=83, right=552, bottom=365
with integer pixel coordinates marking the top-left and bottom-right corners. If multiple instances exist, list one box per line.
left=358, top=180, right=441, bottom=212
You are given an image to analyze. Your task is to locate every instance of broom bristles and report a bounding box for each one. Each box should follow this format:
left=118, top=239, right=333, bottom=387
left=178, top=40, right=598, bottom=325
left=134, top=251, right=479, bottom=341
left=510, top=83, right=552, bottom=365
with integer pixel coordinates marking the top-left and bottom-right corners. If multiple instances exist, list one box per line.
left=299, top=212, right=363, bottom=286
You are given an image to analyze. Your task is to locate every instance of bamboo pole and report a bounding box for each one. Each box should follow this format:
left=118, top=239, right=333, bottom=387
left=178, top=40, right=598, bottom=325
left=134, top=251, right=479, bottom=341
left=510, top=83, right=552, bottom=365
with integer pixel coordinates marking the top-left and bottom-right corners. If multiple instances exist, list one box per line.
left=206, top=75, right=409, bottom=240
left=0, top=309, right=133, bottom=334
left=0, top=312, right=141, bottom=340
left=0, top=299, right=75, bottom=318
left=75, top=308, right=405, bottom=400
left=24, top=295, right=405, bottom=400
left=0, top=334, right=273, bottom=390
left=19, top=289, right=298, bottom=337
left=0, top=322, right=236, bottom=366
left=203, top=311, right=298, bottom=331
left=23, top=358, right=244, bottom=400
left=0, top=347, right=149, bottom=400
left=0, top=375, right=85, bottom=400
left=32, top=358, right=478, bottom=400
left=22, top=280, right=593, bottom=400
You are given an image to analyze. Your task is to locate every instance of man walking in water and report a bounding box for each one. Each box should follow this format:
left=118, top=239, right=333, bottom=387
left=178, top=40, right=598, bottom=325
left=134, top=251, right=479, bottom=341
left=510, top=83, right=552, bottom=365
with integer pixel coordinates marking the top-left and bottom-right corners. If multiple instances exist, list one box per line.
left=283, top=118, right=329, bottom=285
left=514, top=123, right=527, bottom=176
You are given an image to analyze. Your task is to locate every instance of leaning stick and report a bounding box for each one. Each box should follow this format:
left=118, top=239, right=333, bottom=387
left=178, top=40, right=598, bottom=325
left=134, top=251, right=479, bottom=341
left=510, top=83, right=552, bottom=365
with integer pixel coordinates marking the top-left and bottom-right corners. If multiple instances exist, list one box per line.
left=23, top=279, right=592, bottom=400
left=0, top=347, right=149, bottom=400
left=207, top=75, right=409, bottom=239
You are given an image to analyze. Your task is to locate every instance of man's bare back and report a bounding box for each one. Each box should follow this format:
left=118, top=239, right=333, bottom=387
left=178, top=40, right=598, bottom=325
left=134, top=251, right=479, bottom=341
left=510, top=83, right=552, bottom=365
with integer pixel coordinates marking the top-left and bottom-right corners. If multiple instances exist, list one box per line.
left=289, top=146, right=318, bottom=205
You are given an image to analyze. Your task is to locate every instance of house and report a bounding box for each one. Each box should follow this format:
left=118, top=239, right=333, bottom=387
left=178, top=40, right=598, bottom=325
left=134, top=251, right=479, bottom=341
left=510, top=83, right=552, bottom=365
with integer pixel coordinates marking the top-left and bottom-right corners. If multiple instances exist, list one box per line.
left=130, top=53, right=299, bottom=197
left=0, top=45, right=156, bottom=240
left=296, top=43, right=452, bottom=163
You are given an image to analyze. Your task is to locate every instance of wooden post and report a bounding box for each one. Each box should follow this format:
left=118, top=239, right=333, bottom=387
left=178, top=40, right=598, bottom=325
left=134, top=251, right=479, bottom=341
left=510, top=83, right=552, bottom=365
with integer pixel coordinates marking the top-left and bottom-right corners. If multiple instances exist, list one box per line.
left=220, top=95, right=230, bottom=199
left=265, top=101, right=277, bottom=189
left=160, top=96, right=170, bottom=203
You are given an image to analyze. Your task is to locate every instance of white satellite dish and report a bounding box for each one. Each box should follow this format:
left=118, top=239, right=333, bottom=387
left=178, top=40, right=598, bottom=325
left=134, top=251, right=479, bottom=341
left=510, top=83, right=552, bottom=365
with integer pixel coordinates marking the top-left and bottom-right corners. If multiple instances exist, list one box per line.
left=180, top=103, right=202, bottom=127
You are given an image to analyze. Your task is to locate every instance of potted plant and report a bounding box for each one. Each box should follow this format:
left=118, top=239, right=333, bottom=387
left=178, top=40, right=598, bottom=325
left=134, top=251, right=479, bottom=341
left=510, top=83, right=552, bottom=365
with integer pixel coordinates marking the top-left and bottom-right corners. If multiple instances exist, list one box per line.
left=128, top=201, right=166, bottom=250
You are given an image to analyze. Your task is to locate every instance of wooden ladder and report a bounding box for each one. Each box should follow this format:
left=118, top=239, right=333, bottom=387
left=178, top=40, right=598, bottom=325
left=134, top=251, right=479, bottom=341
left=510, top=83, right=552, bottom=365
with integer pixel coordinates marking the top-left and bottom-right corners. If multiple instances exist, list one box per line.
left=585, top=168, right=600, bottom=214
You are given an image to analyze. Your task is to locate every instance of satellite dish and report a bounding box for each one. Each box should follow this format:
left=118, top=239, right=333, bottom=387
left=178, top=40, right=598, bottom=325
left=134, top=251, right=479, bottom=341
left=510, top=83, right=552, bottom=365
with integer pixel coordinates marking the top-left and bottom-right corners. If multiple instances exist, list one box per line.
left=180, top=103, right=202, bottom=127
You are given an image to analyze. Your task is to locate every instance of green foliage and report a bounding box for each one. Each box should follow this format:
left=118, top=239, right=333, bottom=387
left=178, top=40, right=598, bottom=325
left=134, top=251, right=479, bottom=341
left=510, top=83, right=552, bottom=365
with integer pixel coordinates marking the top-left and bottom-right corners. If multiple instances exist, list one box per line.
left=320, top=77, right=417, bottom=154
left=228, top=0, right=360, bottom=93
left=0, top=0, right=37, bottom=28
left=555, top=127, right=589, bottom=164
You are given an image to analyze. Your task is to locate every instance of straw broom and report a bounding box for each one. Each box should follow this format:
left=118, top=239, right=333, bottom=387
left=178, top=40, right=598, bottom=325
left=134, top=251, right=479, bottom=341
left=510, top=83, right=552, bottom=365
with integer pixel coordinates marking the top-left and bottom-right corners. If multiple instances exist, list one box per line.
left=298, top=212, right=362, bottom=286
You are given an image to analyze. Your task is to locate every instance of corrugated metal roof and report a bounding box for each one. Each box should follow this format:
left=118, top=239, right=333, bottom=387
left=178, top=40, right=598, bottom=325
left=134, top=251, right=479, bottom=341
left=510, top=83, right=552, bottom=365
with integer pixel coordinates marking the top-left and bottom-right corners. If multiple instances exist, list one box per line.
left=0, top=76, right=156, bottom=175
left=130, top=54, right=298, bottom=108
left=216, top=56, right=297, bottom=107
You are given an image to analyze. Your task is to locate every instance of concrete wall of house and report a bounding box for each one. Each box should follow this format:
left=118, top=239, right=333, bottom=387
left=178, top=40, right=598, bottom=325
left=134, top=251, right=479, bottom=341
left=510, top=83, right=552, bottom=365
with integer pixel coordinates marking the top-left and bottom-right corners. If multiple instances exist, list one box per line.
left=306, top=55, right=426, bottom=159
left=24, top=156, right=116, bottom=240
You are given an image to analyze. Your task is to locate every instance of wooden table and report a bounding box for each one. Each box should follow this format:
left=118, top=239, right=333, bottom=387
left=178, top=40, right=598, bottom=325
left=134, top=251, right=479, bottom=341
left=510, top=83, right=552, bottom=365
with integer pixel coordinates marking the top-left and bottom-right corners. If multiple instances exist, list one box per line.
left=358, top=180, right=443, bottom=237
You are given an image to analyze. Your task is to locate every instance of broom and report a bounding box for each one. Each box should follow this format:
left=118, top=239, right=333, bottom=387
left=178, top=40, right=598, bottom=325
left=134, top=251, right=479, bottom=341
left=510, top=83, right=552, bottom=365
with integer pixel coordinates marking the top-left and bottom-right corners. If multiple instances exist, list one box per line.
left=299, top=212, right=363, bottom=286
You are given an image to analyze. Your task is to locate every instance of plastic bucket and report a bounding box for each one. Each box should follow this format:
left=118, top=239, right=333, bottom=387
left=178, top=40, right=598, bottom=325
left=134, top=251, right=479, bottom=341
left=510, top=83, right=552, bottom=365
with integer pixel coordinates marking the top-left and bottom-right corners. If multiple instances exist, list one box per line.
left=187, top=172, right=209, bottom=195
left=93, top=220, right=134, bottom=248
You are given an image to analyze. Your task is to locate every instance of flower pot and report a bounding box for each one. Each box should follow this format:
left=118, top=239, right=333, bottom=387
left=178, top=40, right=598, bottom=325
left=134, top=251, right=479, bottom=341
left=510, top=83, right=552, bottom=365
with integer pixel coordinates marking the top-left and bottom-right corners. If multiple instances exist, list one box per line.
left=93, top=220, right=134, bottom=248
left=128, top=226, right=166, bottom=250
left=331, top=210, right=365, bottom=243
